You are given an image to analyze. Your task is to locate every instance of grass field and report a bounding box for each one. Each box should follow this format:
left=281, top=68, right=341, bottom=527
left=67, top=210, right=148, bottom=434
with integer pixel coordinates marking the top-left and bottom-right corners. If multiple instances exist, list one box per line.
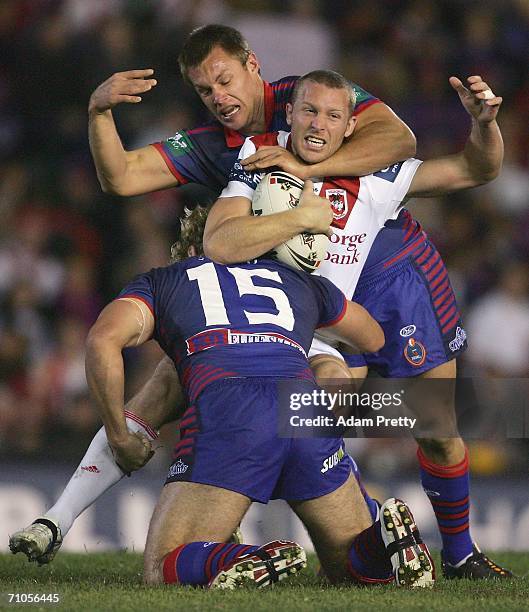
left=0, top=552, right=527, bottom=611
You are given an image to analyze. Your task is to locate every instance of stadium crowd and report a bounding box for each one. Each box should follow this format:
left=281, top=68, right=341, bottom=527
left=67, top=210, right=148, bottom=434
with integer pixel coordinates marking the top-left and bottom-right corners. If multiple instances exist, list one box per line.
left=1, top=0, right=528, bottom=473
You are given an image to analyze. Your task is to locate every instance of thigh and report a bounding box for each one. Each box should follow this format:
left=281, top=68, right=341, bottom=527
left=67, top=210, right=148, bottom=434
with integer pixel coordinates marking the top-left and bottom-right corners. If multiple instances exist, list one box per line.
left=289, top=473, right=372, bottom=583
left=352, top=258, right=467, bottom=377
left=125, top=356, right=184, bottom=427
left=144, top=481, right=251, bottom=581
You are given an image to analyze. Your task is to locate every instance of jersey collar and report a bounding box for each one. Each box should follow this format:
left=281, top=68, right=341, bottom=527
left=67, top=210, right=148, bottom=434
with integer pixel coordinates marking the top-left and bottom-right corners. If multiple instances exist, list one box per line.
left=223, top=80, right=275, bottom=148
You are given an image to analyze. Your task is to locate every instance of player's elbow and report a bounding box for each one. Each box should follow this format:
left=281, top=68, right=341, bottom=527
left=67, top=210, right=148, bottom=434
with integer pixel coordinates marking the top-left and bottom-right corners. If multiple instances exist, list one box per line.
left=99, top=176, right=136, bottom=197
left=86, top=324, right=119, bottom=357
left=479, top=166, right=501, bottom=183
left=398, top=123, right=417, bottom=159
left=203, top=231, right=239, bottom=264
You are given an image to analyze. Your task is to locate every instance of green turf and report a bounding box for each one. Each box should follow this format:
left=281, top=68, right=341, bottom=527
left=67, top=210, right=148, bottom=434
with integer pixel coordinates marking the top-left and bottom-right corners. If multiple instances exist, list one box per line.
left=0, top=552, right=527, bottom=611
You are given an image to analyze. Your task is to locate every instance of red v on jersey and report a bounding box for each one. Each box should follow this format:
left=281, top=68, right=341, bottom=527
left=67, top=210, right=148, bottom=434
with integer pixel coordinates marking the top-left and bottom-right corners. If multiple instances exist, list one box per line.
left=319, top=177, right=360, bottom=230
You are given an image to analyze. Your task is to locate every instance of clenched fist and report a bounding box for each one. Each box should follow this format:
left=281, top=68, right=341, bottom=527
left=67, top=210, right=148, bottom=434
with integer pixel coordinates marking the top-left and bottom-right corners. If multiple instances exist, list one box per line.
left=110, top=430, right=154, bottom=474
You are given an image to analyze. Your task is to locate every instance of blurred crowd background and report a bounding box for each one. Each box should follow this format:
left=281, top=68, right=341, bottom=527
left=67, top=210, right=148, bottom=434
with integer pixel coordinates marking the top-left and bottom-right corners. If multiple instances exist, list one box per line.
left=1, top=0, right=528, bottom=476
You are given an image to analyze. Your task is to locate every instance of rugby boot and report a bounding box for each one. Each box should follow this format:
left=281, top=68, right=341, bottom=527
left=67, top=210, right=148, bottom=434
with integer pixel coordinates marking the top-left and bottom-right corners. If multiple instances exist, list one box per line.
left=380, top=498, right=435, bottom=588
left=9, top=517, right=63, bottom=565
left=209, top=540, right=306, bottom=589
left=442, top=543, right=514, bottom=580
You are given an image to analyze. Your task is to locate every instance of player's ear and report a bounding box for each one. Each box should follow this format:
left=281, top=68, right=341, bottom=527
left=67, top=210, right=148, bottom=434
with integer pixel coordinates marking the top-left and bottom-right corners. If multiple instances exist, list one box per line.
left=286, top=103, right=293, bottom=126
left=188, top=245, right=198, bottom=257
left=344, top=115, right=357, bottom=138
left=246, top=52, right=260, bottom=75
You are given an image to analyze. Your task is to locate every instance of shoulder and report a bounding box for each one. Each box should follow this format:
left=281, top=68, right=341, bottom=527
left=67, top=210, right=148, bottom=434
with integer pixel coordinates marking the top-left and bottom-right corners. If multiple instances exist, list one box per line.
left=270, top=75, right=299, bottom=91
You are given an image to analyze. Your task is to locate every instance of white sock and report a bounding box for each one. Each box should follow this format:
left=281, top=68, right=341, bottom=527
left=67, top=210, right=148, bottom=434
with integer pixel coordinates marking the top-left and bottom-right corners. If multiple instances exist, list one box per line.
left=44, top=411, right=158, bottom=537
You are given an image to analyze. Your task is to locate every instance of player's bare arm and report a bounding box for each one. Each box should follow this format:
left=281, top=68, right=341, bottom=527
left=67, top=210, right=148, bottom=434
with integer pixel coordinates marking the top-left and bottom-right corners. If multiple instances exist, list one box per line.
left=318, top=301, right=385, bottom=354
left=242, top=104, right=416, bottom=178
left=408, top=76, right=503, bottom=197
left=124, top=355, right=185, bottom=426
left=85, top=298, right=155, bottom=472
left=88, top=69, right=178, bottom=196
left=204, top=180, right=333, bottom=263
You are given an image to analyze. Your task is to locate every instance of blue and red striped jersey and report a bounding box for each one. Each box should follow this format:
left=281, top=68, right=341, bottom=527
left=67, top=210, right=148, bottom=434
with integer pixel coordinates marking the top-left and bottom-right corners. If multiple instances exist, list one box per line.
left=118, top=257, right=346, bottom=402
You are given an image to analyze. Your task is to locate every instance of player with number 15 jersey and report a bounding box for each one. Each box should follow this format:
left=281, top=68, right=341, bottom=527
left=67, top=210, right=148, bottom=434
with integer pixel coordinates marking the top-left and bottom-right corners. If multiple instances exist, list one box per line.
left=117, top=256, right=382, bottom=502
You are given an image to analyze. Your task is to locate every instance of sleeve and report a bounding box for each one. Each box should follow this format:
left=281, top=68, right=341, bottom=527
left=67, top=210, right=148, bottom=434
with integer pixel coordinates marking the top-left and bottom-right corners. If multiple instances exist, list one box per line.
left=219, top=137, right=264, bottom=200
left=151, top=126, right=224, bottom=187
left=116, top=271, right=156, bottom=318
left=308, top=275, right=348, bottom=329
left=370, top=158, right=424, bottom=219
left=350, top=82, right=382, bottom=115
left=151, top=130, right=196, bottom=185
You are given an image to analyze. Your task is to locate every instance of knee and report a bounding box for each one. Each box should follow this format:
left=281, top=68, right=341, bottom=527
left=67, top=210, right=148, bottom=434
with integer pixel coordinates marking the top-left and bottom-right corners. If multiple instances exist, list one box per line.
left=143, top=563, right=163, bottom=585
left=311, top=356, right=351, bottom=382
left=417, top=437, right=465, bottom=465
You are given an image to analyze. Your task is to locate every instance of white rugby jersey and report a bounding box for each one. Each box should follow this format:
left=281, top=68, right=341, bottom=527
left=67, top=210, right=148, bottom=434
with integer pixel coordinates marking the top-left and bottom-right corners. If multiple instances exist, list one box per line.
left=220, top=130, right=422, bottom=299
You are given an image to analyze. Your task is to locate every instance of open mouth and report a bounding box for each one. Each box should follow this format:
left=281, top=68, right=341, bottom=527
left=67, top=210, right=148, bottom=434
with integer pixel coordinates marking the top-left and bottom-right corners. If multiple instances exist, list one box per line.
left=304, top=135, right=326, bottom=149
left=219, top=105, right=241, bottom=121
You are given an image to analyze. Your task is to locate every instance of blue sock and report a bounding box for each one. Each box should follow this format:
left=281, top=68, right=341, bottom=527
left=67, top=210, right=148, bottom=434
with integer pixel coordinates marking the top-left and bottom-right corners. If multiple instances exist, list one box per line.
left=418, top=447, right=473, bottom=565
left=349, top=455, right=379, bottom=521
left=163, top=542, right=258, bottom=585
left=347, top=520, right=393, bottom=584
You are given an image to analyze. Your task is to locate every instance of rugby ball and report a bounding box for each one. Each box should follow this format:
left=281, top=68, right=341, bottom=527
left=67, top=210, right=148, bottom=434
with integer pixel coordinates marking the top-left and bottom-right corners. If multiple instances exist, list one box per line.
left=251, top=171, right=329, bottom=274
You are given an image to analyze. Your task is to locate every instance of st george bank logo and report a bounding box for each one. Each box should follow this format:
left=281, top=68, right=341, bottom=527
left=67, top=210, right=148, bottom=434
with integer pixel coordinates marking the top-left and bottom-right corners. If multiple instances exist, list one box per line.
left=400, top=324, right=416, bottom=337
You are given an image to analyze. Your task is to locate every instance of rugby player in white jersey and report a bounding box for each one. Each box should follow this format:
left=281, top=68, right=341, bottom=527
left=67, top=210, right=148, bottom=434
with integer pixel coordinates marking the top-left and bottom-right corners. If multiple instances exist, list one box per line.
left=203, top=69, right=510, bottom=579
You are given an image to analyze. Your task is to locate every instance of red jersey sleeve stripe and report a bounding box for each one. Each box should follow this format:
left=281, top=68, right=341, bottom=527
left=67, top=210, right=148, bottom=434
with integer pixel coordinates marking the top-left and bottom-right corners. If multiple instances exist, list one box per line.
left=354, top=98, right=381, bottom=115
left=151, top=142, right=189, bottom=185
left=317, top=297, right=347, bottom=329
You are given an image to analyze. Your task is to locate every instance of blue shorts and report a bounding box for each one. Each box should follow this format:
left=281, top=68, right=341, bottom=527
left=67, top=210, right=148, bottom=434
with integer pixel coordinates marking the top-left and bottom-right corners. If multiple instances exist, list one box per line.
left=165, top=378, right=350, bottom=503
left=345, top=253, right=467, bottom=377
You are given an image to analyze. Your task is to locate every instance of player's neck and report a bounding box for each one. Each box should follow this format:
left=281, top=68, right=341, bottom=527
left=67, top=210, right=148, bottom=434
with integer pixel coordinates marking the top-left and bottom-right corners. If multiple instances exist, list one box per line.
left=242, top=79, right=266, bottom=136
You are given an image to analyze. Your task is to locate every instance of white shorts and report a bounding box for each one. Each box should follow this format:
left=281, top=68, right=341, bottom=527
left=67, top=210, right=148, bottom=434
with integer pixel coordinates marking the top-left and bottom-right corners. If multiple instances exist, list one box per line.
left=308, top=333, right=345, bottom=361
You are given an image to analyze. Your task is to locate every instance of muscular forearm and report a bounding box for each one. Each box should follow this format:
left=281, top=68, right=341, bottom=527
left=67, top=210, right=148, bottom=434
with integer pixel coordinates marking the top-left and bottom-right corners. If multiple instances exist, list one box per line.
left=306, top=119, right=416, bottom=178
left=463, top=118, right=503, bottom=182
left=88, top=110, right=130, bottom=195
left=204, top=209, right=309, bottom=264
left=85, top=337, right=128, bottom=444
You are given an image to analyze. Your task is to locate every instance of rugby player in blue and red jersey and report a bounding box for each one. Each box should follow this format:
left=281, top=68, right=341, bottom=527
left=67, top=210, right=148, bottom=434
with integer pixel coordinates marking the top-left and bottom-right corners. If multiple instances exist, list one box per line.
left=82, top=207, right=436, bottom=588
left=204, top=69, right=512, bottom=580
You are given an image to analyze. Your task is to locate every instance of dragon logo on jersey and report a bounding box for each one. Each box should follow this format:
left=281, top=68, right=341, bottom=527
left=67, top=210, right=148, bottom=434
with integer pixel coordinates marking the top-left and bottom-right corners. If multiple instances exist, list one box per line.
left=326, top=189, right=348, bottom=220
left=404, top=338, right=426, bottom=367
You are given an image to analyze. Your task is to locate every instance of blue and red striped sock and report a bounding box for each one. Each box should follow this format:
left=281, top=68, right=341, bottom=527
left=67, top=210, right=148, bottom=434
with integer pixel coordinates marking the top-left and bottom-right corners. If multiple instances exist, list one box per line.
left=163, top=542, right=259, bottom=585
left=418, top=447, right=473, bottom=565
left=347, top=521, right=393, bottom=584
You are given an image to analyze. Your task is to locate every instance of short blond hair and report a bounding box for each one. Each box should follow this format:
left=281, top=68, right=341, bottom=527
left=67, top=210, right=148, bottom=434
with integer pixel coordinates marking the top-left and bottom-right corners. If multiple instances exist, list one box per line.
left=292, top=70, right=356, bottom=116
